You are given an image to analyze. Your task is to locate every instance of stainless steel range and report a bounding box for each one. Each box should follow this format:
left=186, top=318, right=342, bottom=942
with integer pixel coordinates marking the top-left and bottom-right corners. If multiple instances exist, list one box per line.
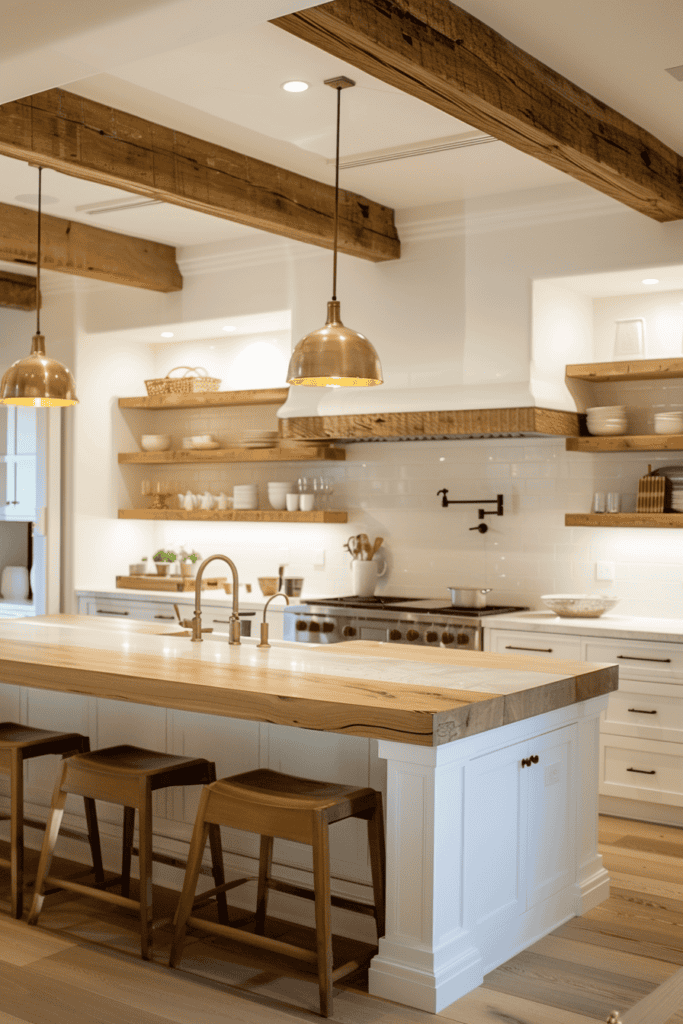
left=283, top=596, right=528, bottom=650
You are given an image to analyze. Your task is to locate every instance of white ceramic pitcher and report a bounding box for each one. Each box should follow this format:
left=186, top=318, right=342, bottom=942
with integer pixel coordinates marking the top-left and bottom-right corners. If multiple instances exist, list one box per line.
left=350, top=557, right=386, bottom=597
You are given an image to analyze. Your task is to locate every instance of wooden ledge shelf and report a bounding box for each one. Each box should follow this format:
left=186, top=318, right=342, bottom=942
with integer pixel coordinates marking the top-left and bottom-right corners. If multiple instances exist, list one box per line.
left=118, top=446, right=345, bottom=464
left=566, top=512, right=683, bottom=528
left=118, top=509, right=348, bottom=523
left=118, top=388, right=289, bottom=410
left=566, top=434, right=683, bottom=452
left=566, top=357, right=683, bottom=383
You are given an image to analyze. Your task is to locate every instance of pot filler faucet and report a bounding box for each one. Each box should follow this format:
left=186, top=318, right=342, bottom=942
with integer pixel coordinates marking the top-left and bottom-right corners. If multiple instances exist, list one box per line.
left=177, top=554, right=241, bottom=643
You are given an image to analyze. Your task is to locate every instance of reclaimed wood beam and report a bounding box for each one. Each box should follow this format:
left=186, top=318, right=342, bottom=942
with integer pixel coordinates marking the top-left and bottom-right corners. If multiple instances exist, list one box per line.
left=0, top=201, right=181, bottom=292
left=0, top=269, right=36, bottom=310
left=273, top=0, right=683, bottom=222
left=0, top=89, right=399, bottom=262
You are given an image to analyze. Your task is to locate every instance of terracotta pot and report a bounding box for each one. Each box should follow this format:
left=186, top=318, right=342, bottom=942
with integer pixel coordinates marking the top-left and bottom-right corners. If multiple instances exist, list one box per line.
left=155, top=563, right=170, bottom=576
left=180, top=562, right=196, bottom=578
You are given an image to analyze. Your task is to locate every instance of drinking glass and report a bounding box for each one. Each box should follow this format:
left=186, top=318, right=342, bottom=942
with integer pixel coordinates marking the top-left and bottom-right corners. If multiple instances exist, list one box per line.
left=312, top=476, right=326, bottom=508
left=297, top=476, right=309, bottom=494
left=607, top=492, right=621, bottom=513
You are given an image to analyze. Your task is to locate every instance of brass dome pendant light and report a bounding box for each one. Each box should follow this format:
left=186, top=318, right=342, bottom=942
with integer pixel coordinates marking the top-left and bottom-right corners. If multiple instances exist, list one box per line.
left=0, top=168, right=78, bottom=407
left=287, top=77, right=383, bottom=388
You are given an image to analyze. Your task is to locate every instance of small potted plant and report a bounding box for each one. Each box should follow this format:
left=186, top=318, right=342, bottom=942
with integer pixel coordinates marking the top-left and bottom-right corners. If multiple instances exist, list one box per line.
left=129, top=558, right=146, bottom=575
left=180, top=551, right=200, bottom=578
left=152, top=549, right=176, bottom=576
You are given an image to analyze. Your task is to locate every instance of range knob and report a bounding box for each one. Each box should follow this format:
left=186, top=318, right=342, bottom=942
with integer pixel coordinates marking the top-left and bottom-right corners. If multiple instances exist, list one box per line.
left=406, top=629, right=420, bottom=642
left=321, top=621, right=335, bottom=633
left=342, top=625, right=357, bottom=637
left=456, top=632, right=470, bottom=645
left=308, top=621, right=320, bottom=633
left=441, top=632, right=455, bottom=645
left=295, top=619, right=309, bottom=631
left=426, top=631, right=438, bottom=643
left=389, top=629, right=402, bottom=641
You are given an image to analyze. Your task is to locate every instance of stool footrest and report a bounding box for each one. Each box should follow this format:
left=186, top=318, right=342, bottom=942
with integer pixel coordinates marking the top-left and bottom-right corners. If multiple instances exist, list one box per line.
left=44, top=874, right=139, bottom=911
left=187, top=913, right=318, bottom=963
left=192, top=876, right=251, bottom=909
left=266, top=878, right=377, bottom=918
left=331, top=958, right=372, bottom=983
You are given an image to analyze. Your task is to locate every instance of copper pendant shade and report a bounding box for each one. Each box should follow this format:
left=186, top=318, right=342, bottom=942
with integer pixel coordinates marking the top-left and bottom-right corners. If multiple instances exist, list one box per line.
left=0, top=168, right=78, bottom=407
left=287, top=78, right=383, bottom=388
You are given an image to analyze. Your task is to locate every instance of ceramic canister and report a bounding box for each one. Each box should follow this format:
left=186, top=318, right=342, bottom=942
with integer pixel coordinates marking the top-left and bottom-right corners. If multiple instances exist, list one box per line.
left=1, top=565, right=30, bottom=600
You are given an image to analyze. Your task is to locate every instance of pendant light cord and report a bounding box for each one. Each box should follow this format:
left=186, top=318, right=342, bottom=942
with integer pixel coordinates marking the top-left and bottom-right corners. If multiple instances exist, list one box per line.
left=331, top=85, right=341, bottom=302
left=36, top=167, right=41, bottom=335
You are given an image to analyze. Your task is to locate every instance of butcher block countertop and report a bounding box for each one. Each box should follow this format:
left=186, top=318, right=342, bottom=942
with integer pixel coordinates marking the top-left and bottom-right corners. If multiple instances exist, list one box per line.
left=0, top=615, right=617, bottom=746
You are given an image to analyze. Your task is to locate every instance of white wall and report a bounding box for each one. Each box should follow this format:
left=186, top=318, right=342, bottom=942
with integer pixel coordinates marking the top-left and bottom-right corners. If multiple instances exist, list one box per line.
left=49, top=180, right=683, bottom=619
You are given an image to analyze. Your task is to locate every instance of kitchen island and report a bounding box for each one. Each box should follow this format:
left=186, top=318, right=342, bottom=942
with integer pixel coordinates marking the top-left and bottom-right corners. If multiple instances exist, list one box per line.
left=0, top=615, right=617, bottom=1013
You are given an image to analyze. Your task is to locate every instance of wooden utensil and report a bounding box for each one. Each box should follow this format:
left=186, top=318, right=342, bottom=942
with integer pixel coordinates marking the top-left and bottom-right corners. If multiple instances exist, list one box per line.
left=358, top=534, right=371, bottom=559
left=368, top=537, right=384, bottom=560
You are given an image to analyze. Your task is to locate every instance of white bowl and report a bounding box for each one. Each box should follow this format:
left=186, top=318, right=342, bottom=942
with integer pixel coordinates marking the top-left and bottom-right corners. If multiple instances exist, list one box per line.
left=191, top=434, right=213, bottom=444
left=140, top=434, right=171, bottom=451
left=586, top=406, right=626, bottom=415
left=541, top=594, right=620, bottom=618
left=268, top=495, right=288, bottom=510
left=587, top=422, right=627, bottom=436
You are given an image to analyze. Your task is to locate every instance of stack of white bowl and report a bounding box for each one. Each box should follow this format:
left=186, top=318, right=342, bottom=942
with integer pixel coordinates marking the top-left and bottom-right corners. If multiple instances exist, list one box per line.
left=654, top=411, right=683, bottom=435
left=233, top=484, right=258, bottom=510
left=586, top=406, right=627, bottom=436
left=267, top=481, right=292, bottom=510
left=242, top=430, right=278, bottom=449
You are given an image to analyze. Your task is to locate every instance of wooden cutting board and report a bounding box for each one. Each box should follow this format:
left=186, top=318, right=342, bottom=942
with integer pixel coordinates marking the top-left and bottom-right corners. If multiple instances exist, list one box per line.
left=116, top=575, right=227, bottom=592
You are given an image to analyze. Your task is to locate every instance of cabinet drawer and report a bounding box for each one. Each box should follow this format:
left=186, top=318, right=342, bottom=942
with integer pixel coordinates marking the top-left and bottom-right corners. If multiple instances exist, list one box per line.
left=488, top=630, right=582, bottom=660
left=599, top=734, right=683, bottom=806
left=602, top=679, right=683, bottom=744
left=584, top=638, right=683, bottom=682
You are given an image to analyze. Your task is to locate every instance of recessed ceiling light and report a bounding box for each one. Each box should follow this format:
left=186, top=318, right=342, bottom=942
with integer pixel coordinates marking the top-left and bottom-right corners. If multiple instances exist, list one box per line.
left=282, top=80, right=309, bottom=93
left=160, top=331, right=174, bottom=338
left=642, top=278, right=659, bottom=285
left=222, top=326, right=236, bottom=333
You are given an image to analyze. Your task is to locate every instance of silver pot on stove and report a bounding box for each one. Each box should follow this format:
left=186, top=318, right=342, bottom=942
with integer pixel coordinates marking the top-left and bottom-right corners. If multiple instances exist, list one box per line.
left=447, top=587, right=492, bottom=609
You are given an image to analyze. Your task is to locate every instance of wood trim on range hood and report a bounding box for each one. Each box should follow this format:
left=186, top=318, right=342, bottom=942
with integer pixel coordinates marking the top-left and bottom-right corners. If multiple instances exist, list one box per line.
left=279, top=407, right=580, bottom=442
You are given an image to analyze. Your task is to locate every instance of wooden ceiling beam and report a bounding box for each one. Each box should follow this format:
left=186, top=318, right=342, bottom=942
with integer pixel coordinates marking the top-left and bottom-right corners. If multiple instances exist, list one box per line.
left=0, top=201, right=181, bottom=292
left=0, top=89, right=400, bottom=262
left=0, top=269, right=36, bottom=311
left=273, top=0, right=683, bottom=222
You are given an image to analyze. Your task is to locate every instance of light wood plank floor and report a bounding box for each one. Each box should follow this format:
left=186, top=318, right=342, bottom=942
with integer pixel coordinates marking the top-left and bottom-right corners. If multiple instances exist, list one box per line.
left=1, top=815, right=682, bottom=1023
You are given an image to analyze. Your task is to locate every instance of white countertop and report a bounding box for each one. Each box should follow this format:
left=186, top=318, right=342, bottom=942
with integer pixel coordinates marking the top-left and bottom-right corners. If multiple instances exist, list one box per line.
left=485, top=610, right=683, bottom=643
left=76, top=587, right=285, bottom=611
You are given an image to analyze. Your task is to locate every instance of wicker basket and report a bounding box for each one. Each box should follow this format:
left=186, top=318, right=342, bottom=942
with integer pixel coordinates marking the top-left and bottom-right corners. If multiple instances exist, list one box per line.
left=144, top=366, right=221, bottom=397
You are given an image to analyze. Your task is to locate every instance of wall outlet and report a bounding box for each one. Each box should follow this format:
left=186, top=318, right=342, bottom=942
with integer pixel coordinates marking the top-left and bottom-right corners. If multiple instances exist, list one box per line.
left=596, top=561, right=615, bottom=581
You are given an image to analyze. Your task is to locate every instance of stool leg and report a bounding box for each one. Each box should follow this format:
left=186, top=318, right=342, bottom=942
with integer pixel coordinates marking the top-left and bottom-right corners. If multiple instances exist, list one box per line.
left=138, top=781, right=154, bottom=960
left=9, top=749, right=24, bottom=919
left=312, top=812, right=334, bottom=1018
left=367, top=796, right=386, bottom=939
left=170, top=786, right=211, bottom=968
left=207, top=823, right=229, bottom=925
left=83, top=797, right=104, bottom=886
left=255, top=834, right=273, bottom=934
left=121, top=806, right=135, bottom=898
left=27, top=761, right=69, bottom=925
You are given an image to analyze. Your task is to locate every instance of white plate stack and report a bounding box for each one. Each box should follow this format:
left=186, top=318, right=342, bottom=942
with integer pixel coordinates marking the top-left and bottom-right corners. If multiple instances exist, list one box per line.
left=267, top=481, right=292, bottom=510
left=586, top=406, right=627, bottom=436
left=242, top=430, right=278, bottom=448
left=653, top=466, right=683, bottom=512
left=233, top=484, right=258, bottom=510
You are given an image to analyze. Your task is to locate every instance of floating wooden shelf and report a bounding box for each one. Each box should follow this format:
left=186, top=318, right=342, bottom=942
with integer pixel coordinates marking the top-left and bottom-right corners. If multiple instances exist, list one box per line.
left=118, top=509, right=348, bottom=523
left=566, top=434, right=683, bottom=452
left=565, top=512, right=683, bottom=528
left=118, top=387, right=289, bottom=410
left=118, top=445, right=345, bottom=465
left=565, top=357, right=683, bottom=383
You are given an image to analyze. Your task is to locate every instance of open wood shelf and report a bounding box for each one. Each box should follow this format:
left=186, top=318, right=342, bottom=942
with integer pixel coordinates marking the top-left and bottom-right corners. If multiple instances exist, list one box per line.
left=566, top=434, right=683, bottom=452
left=118, top=509, right=348, bottom=523
left=565, top=512, right=683, bottom=528
left=566, top=357, right=683, bottom=383
left=118, top=387, right=289, bottom=410
left=118, top=445, right=345, bottom=464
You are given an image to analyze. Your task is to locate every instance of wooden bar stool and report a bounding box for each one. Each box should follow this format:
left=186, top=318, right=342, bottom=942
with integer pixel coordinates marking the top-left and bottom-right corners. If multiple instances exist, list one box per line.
left=0, top=723, right=101, bottom=920
left=27, top=744, right=229, bottom=959
left=170, top=768, right=385, bottom=1018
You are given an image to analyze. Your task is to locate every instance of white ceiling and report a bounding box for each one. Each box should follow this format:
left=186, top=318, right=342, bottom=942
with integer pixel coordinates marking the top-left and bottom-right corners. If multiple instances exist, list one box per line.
left=0, top=1, right=681, bottom=253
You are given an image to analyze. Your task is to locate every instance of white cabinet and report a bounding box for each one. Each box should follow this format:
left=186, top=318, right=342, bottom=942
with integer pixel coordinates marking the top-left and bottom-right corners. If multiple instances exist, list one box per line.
left=0, top=407, right=37, bottom=521
left=486, top=622, right=683, bottom=823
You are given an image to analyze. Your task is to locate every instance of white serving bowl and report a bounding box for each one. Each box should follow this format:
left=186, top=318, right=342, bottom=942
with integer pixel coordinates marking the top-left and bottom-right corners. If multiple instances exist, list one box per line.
left=587, top=421, right=627, bottom=436
left=140, top=434, right=171, bottom=451
left=268, top=495, right=288, bottom=510
left=541, top=594, right=620, bottom=618
left=586, top=406, right=626, bottom=415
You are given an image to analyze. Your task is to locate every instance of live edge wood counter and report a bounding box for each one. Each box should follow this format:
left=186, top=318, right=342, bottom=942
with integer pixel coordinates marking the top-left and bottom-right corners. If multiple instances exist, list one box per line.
left=0, top=616, right=616, bottom=747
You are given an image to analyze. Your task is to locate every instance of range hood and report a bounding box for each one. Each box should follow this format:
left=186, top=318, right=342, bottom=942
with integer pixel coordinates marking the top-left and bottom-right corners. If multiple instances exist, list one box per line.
left=278, top=381, right=580, bottom=443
